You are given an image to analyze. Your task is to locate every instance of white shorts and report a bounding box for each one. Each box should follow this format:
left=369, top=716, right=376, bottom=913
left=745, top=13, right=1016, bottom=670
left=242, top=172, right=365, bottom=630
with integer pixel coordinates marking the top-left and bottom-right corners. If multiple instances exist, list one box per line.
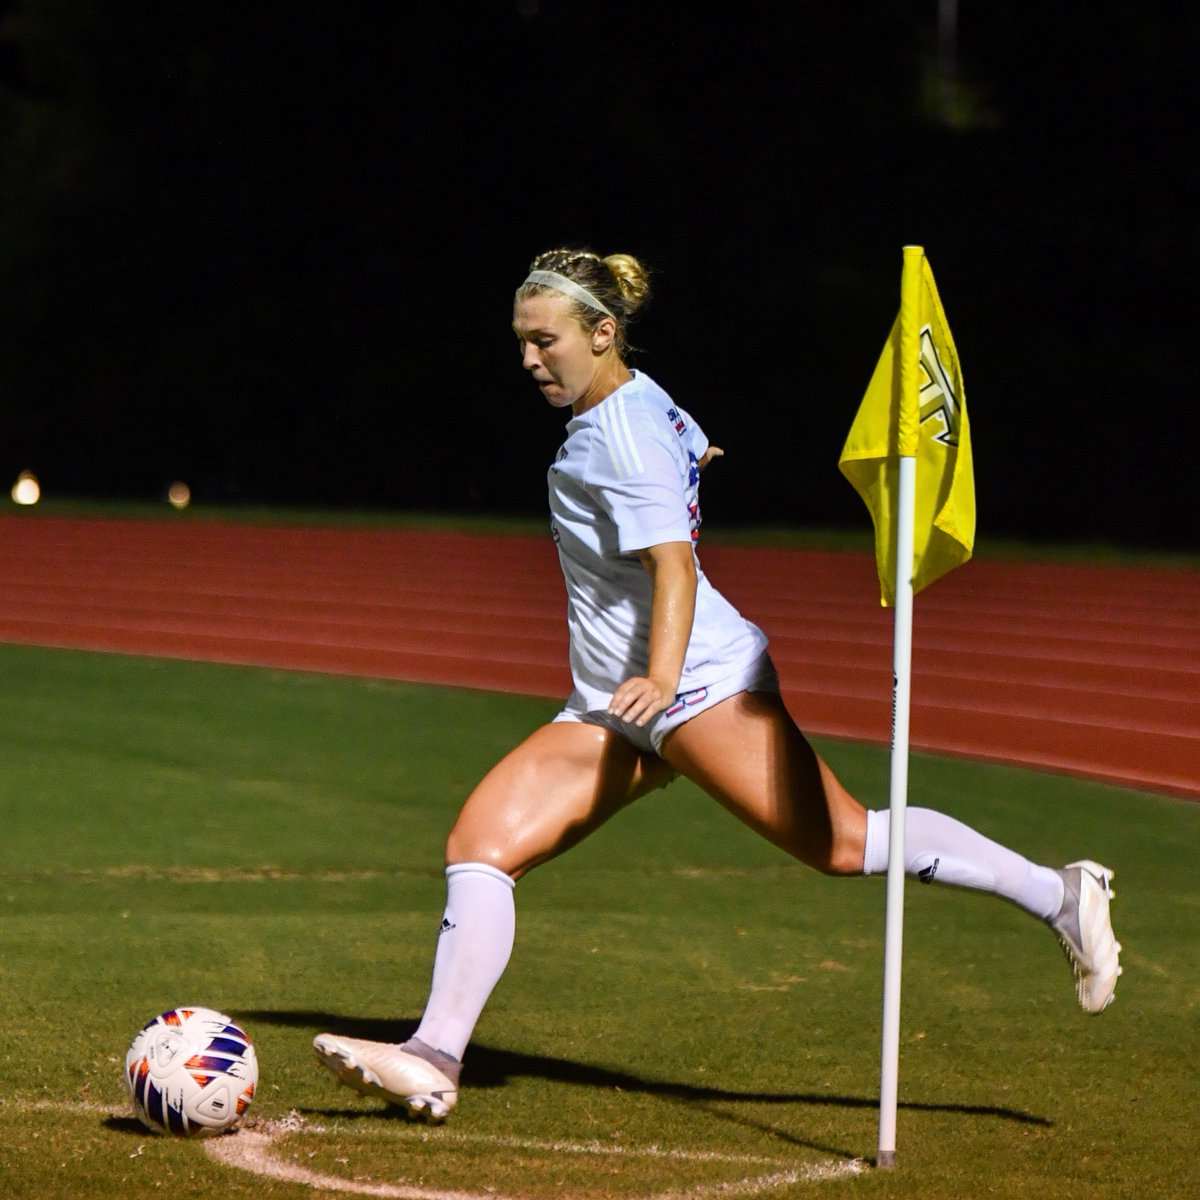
left=552, top=651, right=780, bottom=756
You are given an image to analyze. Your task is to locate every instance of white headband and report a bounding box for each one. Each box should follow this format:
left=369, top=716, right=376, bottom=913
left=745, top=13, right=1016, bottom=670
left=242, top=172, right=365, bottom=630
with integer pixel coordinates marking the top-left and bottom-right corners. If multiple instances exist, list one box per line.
left=522, top=269, right=616, bottom=320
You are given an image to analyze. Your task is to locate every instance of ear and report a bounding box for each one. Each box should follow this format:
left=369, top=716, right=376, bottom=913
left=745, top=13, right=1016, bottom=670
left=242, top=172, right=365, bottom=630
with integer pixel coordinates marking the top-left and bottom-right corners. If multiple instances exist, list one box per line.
left=590, top=316, right=618, bottom=355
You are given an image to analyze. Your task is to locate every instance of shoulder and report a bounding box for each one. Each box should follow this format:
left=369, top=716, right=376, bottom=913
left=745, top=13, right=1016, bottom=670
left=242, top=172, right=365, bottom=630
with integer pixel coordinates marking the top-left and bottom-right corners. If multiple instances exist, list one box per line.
left=587, top=376, right=681, bottom=477
left=623, top=371, right=673, bottom=415
left=596, top=373, right=688, bottom=440
left=626, top=372, right=710, bottom=462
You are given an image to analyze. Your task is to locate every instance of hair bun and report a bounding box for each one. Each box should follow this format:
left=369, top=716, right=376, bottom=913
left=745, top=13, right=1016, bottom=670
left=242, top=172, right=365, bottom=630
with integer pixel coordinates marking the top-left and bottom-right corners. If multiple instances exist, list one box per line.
left=603, top=253, right=650, bottom=317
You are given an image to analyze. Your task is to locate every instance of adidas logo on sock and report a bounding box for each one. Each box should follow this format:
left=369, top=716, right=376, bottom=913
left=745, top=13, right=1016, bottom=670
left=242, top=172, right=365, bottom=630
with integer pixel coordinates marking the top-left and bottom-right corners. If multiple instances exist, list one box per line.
left=438, top=918, right=457, bottom=936
left=918, top=857, right=941, bottom=884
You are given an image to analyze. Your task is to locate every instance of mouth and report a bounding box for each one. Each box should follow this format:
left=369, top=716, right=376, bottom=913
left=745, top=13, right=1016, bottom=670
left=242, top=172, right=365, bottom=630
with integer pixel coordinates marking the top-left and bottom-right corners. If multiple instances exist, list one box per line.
left=536, top=378, right=574, bottom=408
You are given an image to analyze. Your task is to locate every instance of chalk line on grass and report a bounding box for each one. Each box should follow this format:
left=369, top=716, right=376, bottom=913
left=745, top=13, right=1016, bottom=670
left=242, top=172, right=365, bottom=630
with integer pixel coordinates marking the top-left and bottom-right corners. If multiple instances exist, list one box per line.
left=204, top=1116, right=864, bottom=1199
left=20, top=1099, right=121, bottom=1116
left=206, top=1128, right=502, bottom=1200
left=15, top=1099, right=864, bottom=1196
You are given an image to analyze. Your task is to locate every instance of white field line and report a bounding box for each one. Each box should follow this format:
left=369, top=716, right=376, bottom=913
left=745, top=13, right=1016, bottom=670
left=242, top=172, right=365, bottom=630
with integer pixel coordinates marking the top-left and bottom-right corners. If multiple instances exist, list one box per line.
left=205, top=1118, right=864, bottom=1199
left=20, top=1099, right=122, bottom=1115
left=206, top=1129, right=504, bottom=1200
left=16, top=1100, right=865, bottom=1197
left=296, top=1126, right=786, bottom=1166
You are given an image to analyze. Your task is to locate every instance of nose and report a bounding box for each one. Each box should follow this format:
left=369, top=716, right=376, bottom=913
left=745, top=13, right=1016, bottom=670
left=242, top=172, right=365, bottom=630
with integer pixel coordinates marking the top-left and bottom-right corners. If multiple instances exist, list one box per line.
left=521, top=342, right=541, bottom=371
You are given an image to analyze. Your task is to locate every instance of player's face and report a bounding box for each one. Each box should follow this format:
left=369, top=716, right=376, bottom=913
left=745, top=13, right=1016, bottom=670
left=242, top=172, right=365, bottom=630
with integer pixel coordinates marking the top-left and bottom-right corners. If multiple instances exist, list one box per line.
left=513, top=292, right=606, bottom=411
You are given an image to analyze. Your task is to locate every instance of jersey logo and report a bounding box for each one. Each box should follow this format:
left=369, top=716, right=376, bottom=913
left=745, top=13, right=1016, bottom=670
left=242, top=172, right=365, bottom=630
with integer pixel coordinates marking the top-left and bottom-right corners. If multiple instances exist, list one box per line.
left=666, top=407, right=687, bottom=435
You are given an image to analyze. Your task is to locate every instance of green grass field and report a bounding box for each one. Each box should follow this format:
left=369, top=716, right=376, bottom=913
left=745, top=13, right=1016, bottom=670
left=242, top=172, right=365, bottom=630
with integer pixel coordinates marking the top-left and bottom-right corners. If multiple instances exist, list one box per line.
left=0, top=642, right=1196, bottom=1199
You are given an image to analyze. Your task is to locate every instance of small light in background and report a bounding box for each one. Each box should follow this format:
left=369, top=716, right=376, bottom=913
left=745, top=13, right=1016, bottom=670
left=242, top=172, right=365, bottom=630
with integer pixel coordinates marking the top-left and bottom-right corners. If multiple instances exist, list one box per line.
left=166, top=481, right=191, bottom=510
left=12, top=470, right=40, bottom=505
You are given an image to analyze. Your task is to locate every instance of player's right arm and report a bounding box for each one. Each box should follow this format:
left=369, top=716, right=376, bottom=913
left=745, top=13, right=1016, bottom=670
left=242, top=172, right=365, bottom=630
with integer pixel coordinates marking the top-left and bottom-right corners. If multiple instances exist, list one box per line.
left=607, top=539, right=697, bottom=727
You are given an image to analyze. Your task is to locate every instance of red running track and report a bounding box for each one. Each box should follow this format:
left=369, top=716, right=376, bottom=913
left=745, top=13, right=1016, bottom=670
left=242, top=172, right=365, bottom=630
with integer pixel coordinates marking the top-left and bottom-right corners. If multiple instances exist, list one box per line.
left=2, top=514, right=1198, bottom=799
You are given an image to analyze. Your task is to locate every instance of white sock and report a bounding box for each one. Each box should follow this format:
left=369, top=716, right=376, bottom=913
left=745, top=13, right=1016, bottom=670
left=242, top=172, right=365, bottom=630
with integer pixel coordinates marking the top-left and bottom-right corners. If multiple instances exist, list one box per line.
left=412, top=862, right=516, bottom=1062
left=862, top=808, right=1064, bottom=920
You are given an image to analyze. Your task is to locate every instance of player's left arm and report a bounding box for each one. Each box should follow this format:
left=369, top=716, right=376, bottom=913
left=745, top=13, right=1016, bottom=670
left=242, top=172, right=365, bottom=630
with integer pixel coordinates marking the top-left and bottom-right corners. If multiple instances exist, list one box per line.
left=607, top=540, right=697, bottom=727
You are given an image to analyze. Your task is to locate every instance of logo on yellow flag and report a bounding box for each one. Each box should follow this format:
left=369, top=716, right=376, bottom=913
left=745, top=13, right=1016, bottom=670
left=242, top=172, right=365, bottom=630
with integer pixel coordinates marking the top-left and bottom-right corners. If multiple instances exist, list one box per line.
left=917, top=327, right=961, bottom=447
left=839, top=251, right=975, bottom=607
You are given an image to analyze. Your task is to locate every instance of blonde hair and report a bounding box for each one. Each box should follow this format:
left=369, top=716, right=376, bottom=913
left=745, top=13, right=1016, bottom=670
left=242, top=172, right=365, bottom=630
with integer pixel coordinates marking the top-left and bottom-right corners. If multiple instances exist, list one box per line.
left=516, top=248, right=651, bottom=356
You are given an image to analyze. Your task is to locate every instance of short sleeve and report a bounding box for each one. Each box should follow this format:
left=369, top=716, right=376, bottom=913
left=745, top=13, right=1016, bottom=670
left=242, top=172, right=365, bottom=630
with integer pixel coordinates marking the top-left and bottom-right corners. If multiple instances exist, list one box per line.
left=586, top=395, right=693, bottom=553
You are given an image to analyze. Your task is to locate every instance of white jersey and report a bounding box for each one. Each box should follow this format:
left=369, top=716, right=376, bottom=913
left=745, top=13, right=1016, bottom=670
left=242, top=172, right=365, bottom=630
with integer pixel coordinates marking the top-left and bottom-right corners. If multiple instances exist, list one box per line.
left=548, top=370, right=768, bottom=713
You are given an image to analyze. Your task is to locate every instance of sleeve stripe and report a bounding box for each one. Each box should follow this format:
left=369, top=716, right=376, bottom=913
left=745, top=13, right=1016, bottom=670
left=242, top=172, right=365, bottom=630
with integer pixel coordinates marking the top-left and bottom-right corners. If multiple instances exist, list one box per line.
left=600, top=394, right=644, bottom=480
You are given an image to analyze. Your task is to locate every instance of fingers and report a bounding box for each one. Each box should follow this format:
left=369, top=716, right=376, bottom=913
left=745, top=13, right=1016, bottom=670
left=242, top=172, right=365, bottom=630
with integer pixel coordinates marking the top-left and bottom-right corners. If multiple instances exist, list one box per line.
left=698, top=446, right=724, bottom=470
left=608, top=676, right=674, bottom=728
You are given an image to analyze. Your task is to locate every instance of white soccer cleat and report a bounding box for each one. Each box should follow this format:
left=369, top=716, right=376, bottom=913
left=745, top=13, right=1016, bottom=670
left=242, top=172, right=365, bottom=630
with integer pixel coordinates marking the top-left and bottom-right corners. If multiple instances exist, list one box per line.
left=312, top=1034, right=459, bottom=1121
left=1050, top=860, right=1123, bottom=1014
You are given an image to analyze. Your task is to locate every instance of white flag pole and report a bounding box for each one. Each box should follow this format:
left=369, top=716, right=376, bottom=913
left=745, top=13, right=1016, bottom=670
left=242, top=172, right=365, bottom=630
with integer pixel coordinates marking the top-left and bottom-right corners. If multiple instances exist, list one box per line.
left=877, top=451, right=916, bottom=1169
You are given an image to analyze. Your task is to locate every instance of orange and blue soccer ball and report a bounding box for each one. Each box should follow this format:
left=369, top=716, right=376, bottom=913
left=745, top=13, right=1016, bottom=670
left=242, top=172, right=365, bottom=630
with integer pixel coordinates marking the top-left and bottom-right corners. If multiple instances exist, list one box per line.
left=124, top=1006, right=258, bottom=1136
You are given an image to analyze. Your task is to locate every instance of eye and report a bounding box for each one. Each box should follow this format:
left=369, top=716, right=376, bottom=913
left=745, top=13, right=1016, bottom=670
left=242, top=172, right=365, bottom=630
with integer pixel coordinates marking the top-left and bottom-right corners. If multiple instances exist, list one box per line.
left=515, top=331, right=556, bottom=353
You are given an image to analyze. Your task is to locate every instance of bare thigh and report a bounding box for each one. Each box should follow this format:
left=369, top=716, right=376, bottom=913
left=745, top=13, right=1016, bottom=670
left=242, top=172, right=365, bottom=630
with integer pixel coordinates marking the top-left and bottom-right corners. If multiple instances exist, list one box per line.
left=446, top=722, right=677, bottom=880
left=661, top=690, right=867, bottom=875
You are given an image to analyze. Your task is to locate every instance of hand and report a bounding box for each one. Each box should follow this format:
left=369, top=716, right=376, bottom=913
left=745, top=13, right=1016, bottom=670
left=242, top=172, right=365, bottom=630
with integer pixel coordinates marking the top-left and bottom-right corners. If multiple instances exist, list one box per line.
left=607, top=675, right=677, bottom=728
left=698, top=445, right=724, bottom=470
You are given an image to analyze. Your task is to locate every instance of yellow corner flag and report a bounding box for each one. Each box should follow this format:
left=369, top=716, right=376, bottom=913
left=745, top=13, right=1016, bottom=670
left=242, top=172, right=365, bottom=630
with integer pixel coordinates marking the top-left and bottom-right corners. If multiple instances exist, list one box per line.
left=839, top=246, right=975, bottom=606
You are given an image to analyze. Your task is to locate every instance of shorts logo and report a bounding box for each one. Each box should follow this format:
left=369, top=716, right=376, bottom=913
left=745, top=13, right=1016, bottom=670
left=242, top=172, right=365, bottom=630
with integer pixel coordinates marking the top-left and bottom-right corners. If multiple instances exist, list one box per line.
left=665, top=687, right=708, bottom=718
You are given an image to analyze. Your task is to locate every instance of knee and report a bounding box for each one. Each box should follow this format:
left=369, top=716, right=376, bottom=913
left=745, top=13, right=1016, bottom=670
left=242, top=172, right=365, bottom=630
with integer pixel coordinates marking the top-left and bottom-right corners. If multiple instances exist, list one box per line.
left=444, top=822, right=532, bottom=881
left=445, top=826, right=507, bottom=874
left=818, top=838, right=868, bottom=877
left=809, top=812, right=868, bottom=877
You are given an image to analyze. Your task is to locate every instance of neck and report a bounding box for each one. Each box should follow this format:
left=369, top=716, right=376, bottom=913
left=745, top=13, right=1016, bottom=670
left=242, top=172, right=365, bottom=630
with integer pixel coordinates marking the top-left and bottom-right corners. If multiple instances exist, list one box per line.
left=572, top=361, right=633, bottom=417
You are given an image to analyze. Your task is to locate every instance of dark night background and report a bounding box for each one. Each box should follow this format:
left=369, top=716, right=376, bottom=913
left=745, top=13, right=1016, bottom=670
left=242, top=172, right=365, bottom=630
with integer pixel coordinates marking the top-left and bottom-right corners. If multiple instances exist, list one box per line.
left=0, top=1, right=1195, bottom=549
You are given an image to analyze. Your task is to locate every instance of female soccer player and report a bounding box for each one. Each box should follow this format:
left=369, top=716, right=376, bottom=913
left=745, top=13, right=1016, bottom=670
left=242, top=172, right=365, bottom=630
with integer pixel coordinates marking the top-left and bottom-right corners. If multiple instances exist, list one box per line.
left=314, top=249, right=1121, bottom=1121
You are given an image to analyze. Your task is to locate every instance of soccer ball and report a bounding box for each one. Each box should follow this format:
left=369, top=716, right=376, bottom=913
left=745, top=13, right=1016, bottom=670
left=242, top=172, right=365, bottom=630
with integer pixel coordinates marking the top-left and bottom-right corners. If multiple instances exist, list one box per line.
left=124, top=1006, right=258, bottom=1137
